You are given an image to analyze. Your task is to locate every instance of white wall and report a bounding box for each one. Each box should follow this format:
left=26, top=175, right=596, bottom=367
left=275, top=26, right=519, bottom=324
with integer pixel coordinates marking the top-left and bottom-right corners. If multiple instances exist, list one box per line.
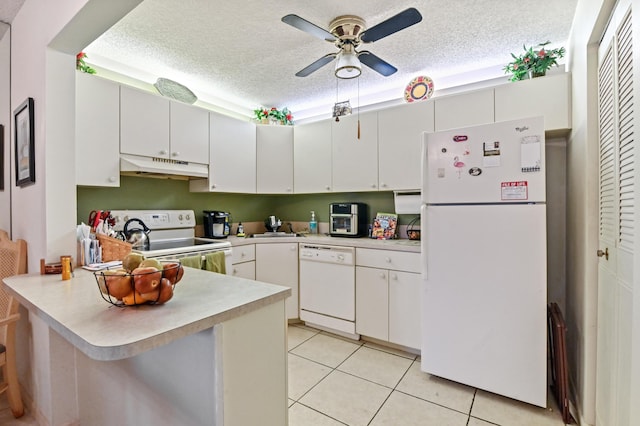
left=10, top=0, right=141, bottom=423
left=566, top=0, right=616, bottom=424
left=0, top=26, right=10, bottom=233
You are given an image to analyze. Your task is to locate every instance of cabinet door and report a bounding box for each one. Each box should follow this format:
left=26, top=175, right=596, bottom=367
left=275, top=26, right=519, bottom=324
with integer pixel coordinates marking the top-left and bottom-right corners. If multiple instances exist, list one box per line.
left=389, top=271, right=421, bottom=349
left=120, top=86, right=170, bottom=157
left=494, top=73, right=571, bottom=133
left=355, top=266, right=389, bottom=341
left=170, top=101, right=209, bottom=163
left=294, top=120, right=332, bottom=193
left=203, top=112, right=256, bottom=193
left=256, top=126, right=294, bottom=194
left=255, top=243, right=299, bottom=319
left=75, top=73, right=120, bottom=186
left=231, top=261, right=255, bottom=280
left=332, top=112, right=378, bottom=191
left=378, top=102, right=434, bottom=190
left=434, top=88, right=494, bottom=131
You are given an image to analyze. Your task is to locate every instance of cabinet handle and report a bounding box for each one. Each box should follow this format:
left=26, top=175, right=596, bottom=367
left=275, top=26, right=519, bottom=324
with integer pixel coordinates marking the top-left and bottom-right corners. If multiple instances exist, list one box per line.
left=211, top=184, right=217, bottom=189
left=241, top=252, right=246, bottom=258
left=160, top=150, right=168, bottom=155
left=391, top=273, right=398, bottom=281
left=233, top=268, right=238, bottom=274
left=326, top=186, right=331, bottom=191
left=172, top=152, right=180, bottom=157
left=381, top=183, right=387, bottom=188
left=371, top=184, right=377, bottom=188
left=385, top=257, right=391, bottom=263
left=290, top=246, right=296, bottom=251
left=108, top=176, right=117, bottom=183
left=380, top=272, right=386, bottom=279
left=287, top=188, right=292, bottom=192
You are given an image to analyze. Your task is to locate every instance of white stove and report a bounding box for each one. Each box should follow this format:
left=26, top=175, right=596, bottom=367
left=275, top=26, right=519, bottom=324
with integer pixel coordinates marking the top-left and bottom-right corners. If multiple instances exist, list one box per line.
left=109, top=210, right=232, bottom=273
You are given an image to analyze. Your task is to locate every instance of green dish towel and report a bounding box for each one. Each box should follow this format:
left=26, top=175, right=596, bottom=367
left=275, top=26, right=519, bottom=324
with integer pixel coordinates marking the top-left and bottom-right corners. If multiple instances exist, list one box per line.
left=203, top=251, right=226, bottom=274
left=181, top=255, right=203, bottom=269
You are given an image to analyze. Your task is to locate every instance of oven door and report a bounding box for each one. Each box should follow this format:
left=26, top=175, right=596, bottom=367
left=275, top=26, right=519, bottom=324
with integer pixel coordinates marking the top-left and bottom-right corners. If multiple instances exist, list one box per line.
left=147, top=247, right=233, bottom=275
left=330, top=214, right=356, bottom=236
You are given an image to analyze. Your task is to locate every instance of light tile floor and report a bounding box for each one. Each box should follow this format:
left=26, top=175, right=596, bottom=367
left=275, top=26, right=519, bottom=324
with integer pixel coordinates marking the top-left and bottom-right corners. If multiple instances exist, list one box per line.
left=288, top=323, right=567, bottom=426
left=0, top=323, right=568, bottom=426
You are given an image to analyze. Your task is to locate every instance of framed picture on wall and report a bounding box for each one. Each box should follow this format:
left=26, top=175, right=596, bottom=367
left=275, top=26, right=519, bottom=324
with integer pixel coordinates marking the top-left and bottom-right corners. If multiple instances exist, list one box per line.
left=14, top=97, right=35, bottom=187
left=0, top=124, right=4, bottom=191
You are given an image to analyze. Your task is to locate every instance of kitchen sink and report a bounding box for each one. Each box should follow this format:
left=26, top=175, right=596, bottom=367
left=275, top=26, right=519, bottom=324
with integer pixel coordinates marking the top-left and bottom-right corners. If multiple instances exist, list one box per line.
left=250, top=232, right=303, bottom=238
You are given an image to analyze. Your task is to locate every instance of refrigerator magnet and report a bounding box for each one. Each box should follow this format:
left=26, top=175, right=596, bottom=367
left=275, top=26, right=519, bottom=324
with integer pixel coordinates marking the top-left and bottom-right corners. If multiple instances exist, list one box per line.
left=453, top=135, right=468, bottom=142
left=483, top=141, right=501, bottom=167
left=469, top=167, right=482, bottom=176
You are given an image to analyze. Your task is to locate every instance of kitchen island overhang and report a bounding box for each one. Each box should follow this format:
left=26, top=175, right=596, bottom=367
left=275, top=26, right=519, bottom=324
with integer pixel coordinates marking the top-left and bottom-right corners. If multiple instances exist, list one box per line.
left=4, top=267, right=290, bottom=425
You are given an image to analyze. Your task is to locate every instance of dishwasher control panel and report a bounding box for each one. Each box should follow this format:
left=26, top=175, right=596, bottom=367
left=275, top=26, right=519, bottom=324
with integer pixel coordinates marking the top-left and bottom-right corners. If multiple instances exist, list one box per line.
left=299, top=244, right=355, bottom=265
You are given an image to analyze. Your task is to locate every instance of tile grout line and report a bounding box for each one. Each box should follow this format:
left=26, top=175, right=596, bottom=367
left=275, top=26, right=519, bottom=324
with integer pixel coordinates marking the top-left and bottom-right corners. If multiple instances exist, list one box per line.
left=365, top=352, right=416, bottom=425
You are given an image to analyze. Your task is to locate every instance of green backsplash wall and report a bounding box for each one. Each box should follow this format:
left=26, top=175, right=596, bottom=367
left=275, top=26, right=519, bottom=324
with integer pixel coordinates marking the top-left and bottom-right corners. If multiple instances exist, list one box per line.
left=77, top=176, right=415, bottom=226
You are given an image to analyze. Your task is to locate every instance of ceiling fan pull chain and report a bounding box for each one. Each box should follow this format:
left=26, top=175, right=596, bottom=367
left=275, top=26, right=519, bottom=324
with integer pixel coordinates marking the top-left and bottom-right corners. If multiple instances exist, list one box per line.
left=357, top=77, right=361, bottom=140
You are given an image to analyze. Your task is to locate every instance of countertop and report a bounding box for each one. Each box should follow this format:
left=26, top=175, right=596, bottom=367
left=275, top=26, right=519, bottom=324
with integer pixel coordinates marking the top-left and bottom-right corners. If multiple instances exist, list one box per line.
left=227, top=234, right=421, bottom=253
left=3, top=268, right=290, bottom=361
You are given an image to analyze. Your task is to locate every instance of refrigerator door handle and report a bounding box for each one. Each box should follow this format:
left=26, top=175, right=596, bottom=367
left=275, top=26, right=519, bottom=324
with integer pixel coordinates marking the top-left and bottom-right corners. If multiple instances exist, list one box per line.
left=420, top=203, right=428, bottom=280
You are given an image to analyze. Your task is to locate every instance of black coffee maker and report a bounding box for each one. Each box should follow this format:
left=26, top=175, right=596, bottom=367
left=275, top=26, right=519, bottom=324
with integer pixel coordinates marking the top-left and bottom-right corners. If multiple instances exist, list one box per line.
left=203, top=211, right=231, bottom=239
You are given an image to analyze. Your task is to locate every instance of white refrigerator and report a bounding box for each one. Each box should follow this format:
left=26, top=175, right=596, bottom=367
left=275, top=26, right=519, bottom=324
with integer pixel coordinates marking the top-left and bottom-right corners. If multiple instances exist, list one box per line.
left=420, top=116, right=547, bottom=407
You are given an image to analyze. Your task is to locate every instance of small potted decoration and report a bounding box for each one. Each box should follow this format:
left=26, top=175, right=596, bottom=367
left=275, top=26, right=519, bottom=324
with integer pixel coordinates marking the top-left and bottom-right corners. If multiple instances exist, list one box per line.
left=76, top=52, right=96, bottom=74
left=253, top=107, right=293, bottom=125
left=503, top=42, right=565, bottom=82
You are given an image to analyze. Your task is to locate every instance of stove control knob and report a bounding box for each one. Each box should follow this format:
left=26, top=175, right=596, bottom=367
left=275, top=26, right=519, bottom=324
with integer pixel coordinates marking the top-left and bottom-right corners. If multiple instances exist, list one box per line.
left=186, top=213, right=191, bottom=221
left=178, top=214, right=183, bottom=221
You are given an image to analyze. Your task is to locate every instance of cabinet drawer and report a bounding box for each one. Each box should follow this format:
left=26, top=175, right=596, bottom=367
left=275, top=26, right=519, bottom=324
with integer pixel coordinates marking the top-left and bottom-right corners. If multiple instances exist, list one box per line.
left=231, top=261, right=255, bottom=280
left=356, top=248, right=420, bottom=273
left=232, top=244, right=255, bottom=264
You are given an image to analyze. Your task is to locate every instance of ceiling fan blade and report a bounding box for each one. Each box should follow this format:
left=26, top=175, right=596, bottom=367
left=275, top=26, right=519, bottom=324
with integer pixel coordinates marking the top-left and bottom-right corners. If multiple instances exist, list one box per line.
left=295, top=53, right=337, bottom=77
left=282, top=14, right=336, bottom=42
left=358, top=51, right=398, bottom=76
left=360, top=8, right=422, bottom=43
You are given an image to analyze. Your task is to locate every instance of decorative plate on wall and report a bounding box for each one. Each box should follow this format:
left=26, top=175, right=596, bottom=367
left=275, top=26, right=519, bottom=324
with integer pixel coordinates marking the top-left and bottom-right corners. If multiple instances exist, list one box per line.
left=404, top=76, right=434, bottom=103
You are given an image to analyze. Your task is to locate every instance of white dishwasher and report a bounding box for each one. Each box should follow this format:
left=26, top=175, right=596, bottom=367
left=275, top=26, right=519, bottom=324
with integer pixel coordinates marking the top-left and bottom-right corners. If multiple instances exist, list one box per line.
left=299, top=244, right=359, bottom=339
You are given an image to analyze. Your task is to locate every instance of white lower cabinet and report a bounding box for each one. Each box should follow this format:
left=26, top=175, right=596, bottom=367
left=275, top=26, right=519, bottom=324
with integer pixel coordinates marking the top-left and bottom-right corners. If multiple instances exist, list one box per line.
left=355, top=248, right=421, bottom=349
left=255, top=243, right=299, bottom=319
left=231, top=244, right=255, bottom=280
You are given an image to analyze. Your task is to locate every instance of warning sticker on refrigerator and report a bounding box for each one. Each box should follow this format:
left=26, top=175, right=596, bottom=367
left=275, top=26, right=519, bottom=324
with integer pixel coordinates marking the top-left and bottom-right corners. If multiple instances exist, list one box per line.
left=501, top=181, right=528, bottom=200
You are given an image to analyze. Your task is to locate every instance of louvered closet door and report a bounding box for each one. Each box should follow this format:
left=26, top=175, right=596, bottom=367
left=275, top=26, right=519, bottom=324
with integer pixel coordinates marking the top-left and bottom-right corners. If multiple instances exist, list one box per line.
left=596, top=2, right=636, bottom=426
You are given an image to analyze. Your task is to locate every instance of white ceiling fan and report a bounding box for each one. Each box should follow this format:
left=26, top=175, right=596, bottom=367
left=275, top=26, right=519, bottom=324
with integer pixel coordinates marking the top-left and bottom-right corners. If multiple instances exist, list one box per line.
left=282, top=8, right=423, bottom=79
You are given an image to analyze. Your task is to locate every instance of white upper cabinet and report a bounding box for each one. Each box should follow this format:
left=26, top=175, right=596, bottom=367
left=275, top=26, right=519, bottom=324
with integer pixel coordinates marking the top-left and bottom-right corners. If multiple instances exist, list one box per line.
left=256, top=125, right=294, bottom=194
left=332, top=111, right=378, bottom=192
left=191, top=112, right=256, bottom=193
left=294, top=120, right=332, bottom=193
left=120, top=86, right=170, bottom=158
left=378, top=101, right=434, bottom=191
left=494, top=73, right=571, bottom=133
left=75, top=73, right=120, bottom=186
left=169, top=101, right=209, bottom=163
left=434, top=88, right=494, bottom=131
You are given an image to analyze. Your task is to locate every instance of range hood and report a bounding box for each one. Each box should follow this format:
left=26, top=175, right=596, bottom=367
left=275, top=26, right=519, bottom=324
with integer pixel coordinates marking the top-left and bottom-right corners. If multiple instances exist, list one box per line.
left=120, top=154, right=208, bottom=179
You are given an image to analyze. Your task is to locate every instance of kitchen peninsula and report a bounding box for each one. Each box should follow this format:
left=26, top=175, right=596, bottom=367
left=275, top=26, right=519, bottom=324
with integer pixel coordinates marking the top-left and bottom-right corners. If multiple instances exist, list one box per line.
left=3, top=267, right=290, bottom=425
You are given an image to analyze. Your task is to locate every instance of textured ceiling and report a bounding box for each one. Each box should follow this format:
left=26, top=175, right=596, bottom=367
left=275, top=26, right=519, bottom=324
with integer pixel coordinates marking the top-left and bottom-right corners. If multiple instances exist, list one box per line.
left=0, top=0, right=25, bottom=37
left=8, top=0, right=579, bottom=121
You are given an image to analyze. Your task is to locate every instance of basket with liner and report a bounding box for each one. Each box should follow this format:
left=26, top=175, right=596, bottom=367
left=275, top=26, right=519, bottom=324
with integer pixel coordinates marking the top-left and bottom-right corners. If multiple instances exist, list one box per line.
left=94, top=253, right=184, bottom=306
left=96, top=233, right=132, bottom=262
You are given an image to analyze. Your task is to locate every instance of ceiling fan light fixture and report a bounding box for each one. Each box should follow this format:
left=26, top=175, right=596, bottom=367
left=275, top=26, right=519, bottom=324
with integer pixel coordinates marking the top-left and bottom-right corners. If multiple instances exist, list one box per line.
left=335, top=51, right=361, bottom=79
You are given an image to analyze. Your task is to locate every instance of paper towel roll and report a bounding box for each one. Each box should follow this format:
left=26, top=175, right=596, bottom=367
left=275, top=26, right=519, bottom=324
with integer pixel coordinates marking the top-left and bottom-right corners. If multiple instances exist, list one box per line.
left=394, top=191, right=421, bottom=214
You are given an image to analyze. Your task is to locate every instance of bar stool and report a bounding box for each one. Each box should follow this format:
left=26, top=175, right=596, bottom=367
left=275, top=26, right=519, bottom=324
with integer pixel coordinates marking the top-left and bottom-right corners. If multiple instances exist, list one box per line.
left=0, top=230, right=26, bottom=418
